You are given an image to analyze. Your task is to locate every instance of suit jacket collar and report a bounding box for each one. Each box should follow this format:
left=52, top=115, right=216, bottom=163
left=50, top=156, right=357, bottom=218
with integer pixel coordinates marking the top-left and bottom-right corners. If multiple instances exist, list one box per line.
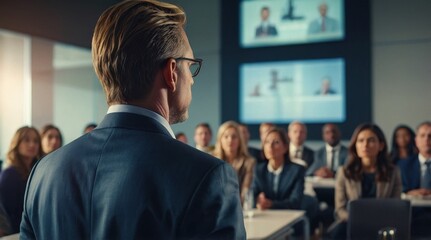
left=97, top=112, right=172, bottom=138
left=345, top=175, right=395, bottom=198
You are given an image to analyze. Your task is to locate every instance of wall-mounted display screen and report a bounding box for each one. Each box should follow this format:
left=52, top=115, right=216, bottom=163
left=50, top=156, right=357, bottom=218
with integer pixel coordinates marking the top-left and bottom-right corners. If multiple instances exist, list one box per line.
left=240, top=58, right=345, bottom=123
left=241, top=0, right=344, bottom=48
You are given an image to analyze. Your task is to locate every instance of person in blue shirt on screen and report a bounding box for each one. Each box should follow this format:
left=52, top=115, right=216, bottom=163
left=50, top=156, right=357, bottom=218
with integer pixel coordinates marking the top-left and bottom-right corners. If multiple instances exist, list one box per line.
left=308, top=2, right=339, bottom=34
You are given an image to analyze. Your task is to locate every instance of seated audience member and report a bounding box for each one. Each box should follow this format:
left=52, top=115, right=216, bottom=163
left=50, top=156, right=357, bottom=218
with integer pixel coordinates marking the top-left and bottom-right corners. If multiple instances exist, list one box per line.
left=307, top=123, right=348, bottom=177
left=254, top=127, right=318, bottom=235
left=0, top=127, right=42, bottom=234
left=288, top=121, right=314, bottom=168
left=0, top=203, right=11, bottom=236
left=175, top=132, right=188, bottom=144
left=399, top=121, right=431, bottom=237
left=332, top=123, right=401, bottom=240
left=253, top=127, right=305, bottom=210
left=400, top=121, right=431, bottom=194
left=239, top=123, right=262, bottom=163
left=194, top=122, right=214, bottom=153
left=83, top=123, right=97, bottom=134
left=40, top=124, right=63, bottom=155
left=390, top=124, right=417, bottom=167
left=257, top=122, right=277, bottom=163
left=213, top=121, right=256, bottom=202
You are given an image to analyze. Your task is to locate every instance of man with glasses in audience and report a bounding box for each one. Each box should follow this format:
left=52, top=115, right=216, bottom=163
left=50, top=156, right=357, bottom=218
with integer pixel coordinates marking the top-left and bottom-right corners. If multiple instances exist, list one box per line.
left=20, top=1, right=245, bottom=239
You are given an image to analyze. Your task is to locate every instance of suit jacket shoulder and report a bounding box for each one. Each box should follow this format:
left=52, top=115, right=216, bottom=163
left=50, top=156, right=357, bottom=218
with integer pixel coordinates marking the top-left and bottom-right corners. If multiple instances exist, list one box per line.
left=21, top=113, right=245, bottom=239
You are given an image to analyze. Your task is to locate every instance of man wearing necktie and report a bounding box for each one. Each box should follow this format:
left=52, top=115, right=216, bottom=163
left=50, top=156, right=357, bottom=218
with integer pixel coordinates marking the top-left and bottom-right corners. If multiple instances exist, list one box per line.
left=307, top=2, right=339, bottom=34
left=288, top=121, right=314, bottom=168
left=307, top=123, right=348, bottom=177
left=399, top=121, right=431, bottom=237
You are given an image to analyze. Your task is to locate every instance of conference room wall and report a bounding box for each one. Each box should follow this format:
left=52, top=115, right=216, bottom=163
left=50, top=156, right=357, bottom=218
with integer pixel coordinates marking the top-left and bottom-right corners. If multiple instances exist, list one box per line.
left=170, top=0, right=431, bottom=147
left=0, top=0, right=429, bottom=152
left=372, top=0, right=431, bottom=143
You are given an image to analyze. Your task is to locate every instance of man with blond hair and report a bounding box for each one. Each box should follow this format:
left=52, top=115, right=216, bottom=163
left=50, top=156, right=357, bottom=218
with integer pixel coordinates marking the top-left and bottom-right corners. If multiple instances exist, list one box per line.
left=20, top=1, right=245, bottom=239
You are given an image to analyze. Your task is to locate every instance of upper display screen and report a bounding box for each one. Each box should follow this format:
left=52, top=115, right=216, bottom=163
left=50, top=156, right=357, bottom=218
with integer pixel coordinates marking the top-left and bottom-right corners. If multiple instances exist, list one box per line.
left=240, top=0, right=344, bottom=48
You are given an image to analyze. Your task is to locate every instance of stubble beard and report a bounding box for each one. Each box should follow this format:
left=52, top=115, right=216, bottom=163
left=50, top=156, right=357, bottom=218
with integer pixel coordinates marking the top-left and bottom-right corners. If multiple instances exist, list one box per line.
left=169, top=99, right=189, bottom=124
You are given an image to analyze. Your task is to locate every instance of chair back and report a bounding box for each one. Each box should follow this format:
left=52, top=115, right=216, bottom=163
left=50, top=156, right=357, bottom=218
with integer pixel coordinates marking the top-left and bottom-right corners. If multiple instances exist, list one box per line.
left=348, top=199, right=411, bottom=240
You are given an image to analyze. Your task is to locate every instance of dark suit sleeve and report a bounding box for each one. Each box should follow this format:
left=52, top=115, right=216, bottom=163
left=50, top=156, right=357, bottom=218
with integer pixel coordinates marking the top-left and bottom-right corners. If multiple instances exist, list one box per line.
left=272, top=167, right=305, bottom=209
left=178, top=163, right=246, bottom=239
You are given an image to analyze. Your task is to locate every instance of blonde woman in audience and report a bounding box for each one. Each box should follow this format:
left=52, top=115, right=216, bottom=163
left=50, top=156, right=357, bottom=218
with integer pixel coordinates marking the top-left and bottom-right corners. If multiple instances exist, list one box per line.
left=0, top=126, right=42, bottom=234
left=213, top=121, right=256, bottom=202
left=332, top=123, right=402, bottom=239
left=40, top=124, right=63, bottom=155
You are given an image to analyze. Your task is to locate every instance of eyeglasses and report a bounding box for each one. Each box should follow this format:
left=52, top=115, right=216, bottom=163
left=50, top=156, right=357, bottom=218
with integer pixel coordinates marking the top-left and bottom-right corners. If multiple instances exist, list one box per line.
left=175, top=57, right=203, bottom=77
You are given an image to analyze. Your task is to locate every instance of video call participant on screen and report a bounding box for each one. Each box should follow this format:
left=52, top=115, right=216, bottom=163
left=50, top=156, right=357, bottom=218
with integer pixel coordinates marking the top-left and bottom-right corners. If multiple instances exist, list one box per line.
left=315, top=77, right=336, bottom=95
left=307, top=2, right=339, bottom=34
left=20, top=1, right=245, bottom=239
left=398, top=121, right=431, bottom=237
left=288, top=121, right=314, bottom=168
left=255, top=6, right=278, bottom=38
left=194, top=122, right=215, bottom=153
left=307, top=123, right=348, bottom=177
left=332, top=123, right=401, bottom=240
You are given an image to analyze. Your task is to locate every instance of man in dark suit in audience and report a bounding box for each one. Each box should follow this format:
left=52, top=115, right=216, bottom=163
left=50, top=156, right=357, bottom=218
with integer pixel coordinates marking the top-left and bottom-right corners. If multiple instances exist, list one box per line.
left=399, top=121, right=431, bottom=237
left=307, top=123, right=347, bottom=230
left=307, top=123, right=348, bottom=177
left=20, top=1, right=245, bottom=239
left=288, top=121, right=314, bottom=168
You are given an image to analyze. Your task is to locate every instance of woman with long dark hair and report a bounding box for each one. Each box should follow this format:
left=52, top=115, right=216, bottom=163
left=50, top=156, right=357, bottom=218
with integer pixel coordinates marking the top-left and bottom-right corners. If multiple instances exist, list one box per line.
left=40, top=124, right=63, bottom=156
left=332, top=123, right=402, bottom=239
left=390, top=124, right=417, bottom=164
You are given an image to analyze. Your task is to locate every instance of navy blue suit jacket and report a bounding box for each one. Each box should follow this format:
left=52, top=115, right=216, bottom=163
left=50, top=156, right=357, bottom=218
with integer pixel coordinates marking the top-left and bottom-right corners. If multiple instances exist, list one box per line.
left=398, top=155, right=421, bottom=192
left=253, top=160, right=305, bottom=209
left=21, top=113, right=245, bottom=239
left=302, top=146, right=315, bottom=169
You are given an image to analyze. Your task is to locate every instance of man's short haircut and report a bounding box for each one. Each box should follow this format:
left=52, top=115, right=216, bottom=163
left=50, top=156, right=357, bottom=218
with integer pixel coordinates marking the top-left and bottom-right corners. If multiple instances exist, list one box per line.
left=287, top=120, right=307, bottom=132
left=416, top=121, right=431, bottom=132
left=195, top=123, right=212, bottom=135
left=92, top=0, right=186, bottom=105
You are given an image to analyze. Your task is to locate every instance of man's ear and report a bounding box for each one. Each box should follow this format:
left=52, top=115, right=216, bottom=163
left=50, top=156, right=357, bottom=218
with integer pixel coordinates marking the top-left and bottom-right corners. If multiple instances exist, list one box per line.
left=162, top=58, right=178, bottom=92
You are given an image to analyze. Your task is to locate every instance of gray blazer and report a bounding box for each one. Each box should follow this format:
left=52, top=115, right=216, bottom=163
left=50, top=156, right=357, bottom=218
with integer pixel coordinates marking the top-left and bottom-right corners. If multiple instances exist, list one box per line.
left=306, top=145, right=348, bottom=176
left=334, top=166, right=402, bottom=222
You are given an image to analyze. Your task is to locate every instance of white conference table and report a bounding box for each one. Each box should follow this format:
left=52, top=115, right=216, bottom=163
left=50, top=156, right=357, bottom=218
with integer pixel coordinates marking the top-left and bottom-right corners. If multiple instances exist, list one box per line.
left=402, top=194, right=431, bottom=207
left=0, top=233, right=18, bottom=240
left=305, top=176, right=335, bottom=189
left=244, top=209, right=309, bottom=240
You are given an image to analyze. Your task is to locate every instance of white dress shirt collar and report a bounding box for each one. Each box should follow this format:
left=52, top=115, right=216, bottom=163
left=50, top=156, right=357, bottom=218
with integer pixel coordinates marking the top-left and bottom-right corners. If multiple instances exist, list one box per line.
left=289, top=143, right=303, bottom=153
left=325, top=143, right=340, bottom=152
left=419, top=154, right=430, bottom=165
left=107, top=104, right=176, bottom=138
left=267, top=163, right=284, bottom=176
